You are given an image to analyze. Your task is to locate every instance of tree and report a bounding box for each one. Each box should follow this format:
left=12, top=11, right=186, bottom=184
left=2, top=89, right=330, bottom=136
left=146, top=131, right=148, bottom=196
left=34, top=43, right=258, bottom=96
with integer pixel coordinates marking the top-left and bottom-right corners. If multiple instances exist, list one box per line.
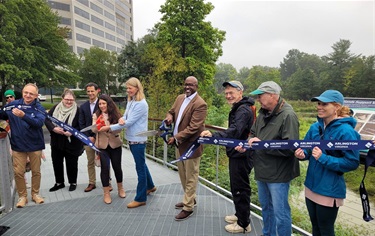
left=344, top=55, right=375, bottom=98
left=0, top=0, right=80, bottom=101
left=154, top=0, right=226, bottom=102
left=79, top=47, right=118, bottom=94
left=320, top=39, right=357, bottom=92
left=214, top=63, right=237, bottom=93
left=243, top=66, right=281, bottom=94
left=280, top=49, right=304, bottom=81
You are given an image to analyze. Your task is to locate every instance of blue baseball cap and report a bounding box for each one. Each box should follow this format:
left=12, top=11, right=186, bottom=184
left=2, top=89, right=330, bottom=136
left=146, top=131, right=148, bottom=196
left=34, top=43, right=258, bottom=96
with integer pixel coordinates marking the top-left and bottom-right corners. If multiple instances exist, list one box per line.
left=311, top=90, right=344, bottom=105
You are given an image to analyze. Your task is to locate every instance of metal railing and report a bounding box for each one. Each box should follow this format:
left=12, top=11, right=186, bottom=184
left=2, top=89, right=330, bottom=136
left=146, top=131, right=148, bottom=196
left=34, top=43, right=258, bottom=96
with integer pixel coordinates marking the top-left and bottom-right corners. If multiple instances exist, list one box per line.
left=0, top=136, right=16, bottom=215
left=143, top=118, right=311, bottom=236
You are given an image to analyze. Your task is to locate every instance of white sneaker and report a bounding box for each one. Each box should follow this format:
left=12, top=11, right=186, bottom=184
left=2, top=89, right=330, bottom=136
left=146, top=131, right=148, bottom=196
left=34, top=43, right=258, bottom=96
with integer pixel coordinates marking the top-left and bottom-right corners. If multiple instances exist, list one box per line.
left=224, top=214, right=238, bottom=224
left=225, top=222, right=251, bottom=234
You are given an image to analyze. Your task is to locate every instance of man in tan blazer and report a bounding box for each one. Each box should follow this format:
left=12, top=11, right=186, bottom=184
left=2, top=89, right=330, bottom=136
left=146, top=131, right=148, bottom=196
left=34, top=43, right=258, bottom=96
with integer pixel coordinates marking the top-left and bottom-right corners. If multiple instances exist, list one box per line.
left=165, top=76, right=207, bottom=221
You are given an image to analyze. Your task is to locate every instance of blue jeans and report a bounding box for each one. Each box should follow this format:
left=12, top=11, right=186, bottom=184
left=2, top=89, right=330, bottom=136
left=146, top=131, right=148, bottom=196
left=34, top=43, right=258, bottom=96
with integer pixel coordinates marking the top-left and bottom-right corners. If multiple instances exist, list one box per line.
left=257, top=181, right=292, bottom=236
left=129, top=143, right=155, bottom=202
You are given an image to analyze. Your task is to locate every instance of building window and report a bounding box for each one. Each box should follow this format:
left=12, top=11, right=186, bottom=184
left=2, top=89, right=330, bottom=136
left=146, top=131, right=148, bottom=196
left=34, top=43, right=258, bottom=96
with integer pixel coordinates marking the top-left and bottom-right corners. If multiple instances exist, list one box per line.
left=74, top=6, right=90, bottom=20
left=93, top=39, right=105, bottom=49
left=105, top=22, right=116, bottom=32
left=60, top=17, right=71, bottom=25
left=75, top=20, right=90, bottom=32
left=116, top=0, right=130, bottom=13
left=105, top=32, right=116, bottom=42
left=92, top=27, right=104, bottom=37
left=90, top=2, right=103, bottom=15
left=77, top=46, right=85, bottom=55
left=117, top=38, right=125, bottom=45
left=48, top=1, right=70, bottom=11
left=104, top=0, right=114, bottom=10
left=116, top=28, right=125, bottom=36
left=76, top=0, right=89, bottom=7
left=104, top=10, right=115, bottom=21
left=76, top=33, right=91, bottom=44
left=106, top=43, right=116, bottom=52
left=91, top=15, right=103, bottom=26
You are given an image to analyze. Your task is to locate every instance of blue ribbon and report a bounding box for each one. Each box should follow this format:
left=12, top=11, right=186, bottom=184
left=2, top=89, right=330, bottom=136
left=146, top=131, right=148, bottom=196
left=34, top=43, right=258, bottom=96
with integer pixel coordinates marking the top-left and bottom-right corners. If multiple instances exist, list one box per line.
left=171, top=136, right=375, bottom=164
left=172, top=136, right=374, bottom=222
left=29, top=106, right=100, bottom=152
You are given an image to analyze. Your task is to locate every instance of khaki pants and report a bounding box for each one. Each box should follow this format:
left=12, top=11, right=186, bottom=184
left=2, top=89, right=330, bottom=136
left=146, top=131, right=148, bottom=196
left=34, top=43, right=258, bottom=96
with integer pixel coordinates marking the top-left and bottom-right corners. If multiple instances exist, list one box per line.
left=13, top=150, right=42, bottom=197
left=176, top=149, right=201, bottom=211
left=84, top=146, right=96, bottom=184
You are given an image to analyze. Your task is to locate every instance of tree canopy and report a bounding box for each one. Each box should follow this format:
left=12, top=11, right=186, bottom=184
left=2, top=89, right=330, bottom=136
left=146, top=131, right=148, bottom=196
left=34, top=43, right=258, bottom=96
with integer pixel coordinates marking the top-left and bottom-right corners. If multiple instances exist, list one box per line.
left=0, top=0, right=80, bottom=100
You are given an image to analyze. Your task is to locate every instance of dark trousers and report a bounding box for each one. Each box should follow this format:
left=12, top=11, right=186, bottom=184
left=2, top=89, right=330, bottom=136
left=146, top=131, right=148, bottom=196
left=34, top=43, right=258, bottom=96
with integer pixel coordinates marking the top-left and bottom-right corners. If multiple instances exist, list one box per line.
left=306, top=197, right=339, bottom=236
left=100, top=145, right=122, bottom=187
left=51, top=146, right=79, bottom=184
left=229, top=156, right=253, bottom=228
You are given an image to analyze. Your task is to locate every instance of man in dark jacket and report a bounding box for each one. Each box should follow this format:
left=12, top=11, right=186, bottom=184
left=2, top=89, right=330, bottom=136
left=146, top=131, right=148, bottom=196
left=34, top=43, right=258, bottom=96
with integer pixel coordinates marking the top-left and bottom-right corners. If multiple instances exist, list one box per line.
left=247, top=81, right=300, bottom=236
left=79, top=82, right=99, bottom=192
left=201, top=81, right=254, bottom=234
left=0, top=83, right=46, bottom=208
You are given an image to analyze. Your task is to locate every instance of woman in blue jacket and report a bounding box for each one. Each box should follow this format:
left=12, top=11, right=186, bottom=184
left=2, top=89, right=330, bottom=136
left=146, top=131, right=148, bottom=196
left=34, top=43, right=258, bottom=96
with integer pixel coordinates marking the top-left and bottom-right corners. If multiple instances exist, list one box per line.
left=103, top=77, right=156, bottom=208
left=295, top=90, right=360, bottom=236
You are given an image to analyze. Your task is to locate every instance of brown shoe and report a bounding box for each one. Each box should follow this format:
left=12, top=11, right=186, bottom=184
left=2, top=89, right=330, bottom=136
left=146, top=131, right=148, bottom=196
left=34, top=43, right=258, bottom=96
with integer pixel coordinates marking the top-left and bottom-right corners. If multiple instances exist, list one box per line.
left=103, top=187, right=112, bottom=204
left=127, top=201, right=146, bottom=208
left=146, top=186, right=157, bottom=195
left=175, top=199, right=197, bottom=209
left=175, top=210, right=194, bottom=221
left=84, top=184, right=96, bottom=192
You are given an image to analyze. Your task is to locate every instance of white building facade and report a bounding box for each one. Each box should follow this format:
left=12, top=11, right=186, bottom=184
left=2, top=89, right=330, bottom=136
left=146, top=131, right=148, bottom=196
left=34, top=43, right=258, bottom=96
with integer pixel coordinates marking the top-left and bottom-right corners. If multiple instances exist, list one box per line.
left=47, top=0, right=133, bottom=55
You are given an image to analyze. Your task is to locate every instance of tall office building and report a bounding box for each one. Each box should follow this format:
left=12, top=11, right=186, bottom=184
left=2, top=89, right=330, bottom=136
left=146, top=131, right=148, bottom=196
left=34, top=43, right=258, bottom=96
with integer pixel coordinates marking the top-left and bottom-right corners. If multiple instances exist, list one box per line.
left=47, top=0, right=133, bottom=55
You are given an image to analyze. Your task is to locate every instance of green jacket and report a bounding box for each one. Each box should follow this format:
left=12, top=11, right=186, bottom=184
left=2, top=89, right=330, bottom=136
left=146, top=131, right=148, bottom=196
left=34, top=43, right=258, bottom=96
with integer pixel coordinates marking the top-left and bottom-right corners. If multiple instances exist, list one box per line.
left=250, top=98, right=300, bottom=183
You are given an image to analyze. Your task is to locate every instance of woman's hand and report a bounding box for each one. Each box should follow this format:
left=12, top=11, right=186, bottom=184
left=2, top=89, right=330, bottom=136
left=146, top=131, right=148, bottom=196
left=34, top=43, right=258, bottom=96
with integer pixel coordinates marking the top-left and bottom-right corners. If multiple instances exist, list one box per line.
left=53, top=127, right=65, bottom=135
left=118, top=117, right=125, bottom=125
left=99, top=125, right=111, bottom=132
left=311, top=146, right=322, bottom=160
left=294, top=148, right=306, bottom=159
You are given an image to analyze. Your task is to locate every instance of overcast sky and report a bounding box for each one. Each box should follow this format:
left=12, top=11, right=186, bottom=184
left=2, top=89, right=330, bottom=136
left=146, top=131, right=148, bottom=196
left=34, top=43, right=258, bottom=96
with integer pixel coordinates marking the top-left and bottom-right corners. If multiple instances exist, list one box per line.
left=132, top=0, right=375, bottom=70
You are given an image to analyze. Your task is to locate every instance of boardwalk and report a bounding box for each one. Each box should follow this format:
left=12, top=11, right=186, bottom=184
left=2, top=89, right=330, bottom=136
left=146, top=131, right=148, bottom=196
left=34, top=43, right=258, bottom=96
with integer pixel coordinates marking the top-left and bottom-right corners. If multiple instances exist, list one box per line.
left=0, top=142, right=265, bottom=236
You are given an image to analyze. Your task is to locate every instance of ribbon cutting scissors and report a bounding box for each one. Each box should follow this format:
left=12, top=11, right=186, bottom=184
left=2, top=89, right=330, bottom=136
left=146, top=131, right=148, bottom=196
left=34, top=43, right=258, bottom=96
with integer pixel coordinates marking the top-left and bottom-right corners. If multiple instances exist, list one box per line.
left=135, top=120, right=176, bottom=146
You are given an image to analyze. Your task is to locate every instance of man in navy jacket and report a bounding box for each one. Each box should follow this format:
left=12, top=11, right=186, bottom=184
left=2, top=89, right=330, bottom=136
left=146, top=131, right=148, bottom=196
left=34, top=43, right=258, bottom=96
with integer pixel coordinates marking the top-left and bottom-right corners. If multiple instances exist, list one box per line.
left=0, top=83, right=46, bottom=208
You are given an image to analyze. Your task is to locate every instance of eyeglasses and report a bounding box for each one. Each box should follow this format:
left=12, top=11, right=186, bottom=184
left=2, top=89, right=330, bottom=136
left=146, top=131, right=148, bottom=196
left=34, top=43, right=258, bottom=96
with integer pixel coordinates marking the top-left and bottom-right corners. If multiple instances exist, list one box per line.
left=6, top=96, right=13, bottom=99
left=184, top=83, right=197, bottom=87
left=63, top=98, right=74, bottom=102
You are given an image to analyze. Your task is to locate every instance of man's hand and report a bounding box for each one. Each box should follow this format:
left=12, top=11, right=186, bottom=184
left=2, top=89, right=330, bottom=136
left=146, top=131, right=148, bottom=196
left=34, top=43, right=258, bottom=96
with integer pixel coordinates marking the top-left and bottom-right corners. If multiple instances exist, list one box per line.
left=12, top=108, right=25, bottom=118
left=167, top=137, right=175, bottom=145
left=248, top=137, right=261, bottom=147
left=164, top=114, right=173, bottom=125
left=200, top=130, right=212, bottom=137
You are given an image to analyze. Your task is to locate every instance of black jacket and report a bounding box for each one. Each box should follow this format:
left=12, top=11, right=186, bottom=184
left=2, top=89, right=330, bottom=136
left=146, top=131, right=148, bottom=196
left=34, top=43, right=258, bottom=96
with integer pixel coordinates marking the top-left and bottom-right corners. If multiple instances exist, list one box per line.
left=214, top=97, right=255, bottom=159
left=45, top=104, right=84, bottom=156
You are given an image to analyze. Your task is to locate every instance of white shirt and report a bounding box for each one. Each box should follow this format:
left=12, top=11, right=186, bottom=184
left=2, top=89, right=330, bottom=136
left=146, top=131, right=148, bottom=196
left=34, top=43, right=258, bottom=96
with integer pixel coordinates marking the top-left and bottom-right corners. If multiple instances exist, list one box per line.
left=173, top=92, right=197, bottom=135
left=89, top=98, right=98, bottom=115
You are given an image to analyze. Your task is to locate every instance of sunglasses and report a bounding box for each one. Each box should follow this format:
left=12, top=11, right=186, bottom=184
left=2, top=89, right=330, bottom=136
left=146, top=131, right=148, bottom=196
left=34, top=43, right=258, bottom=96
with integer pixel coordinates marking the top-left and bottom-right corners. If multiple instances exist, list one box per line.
left=6, top=96, right=13, bottom=99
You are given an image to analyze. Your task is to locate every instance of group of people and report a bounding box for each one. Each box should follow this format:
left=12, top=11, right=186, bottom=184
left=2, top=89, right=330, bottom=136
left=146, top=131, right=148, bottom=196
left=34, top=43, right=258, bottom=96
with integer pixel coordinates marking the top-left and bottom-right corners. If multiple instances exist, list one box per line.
left=0, top=79, right=156, bottom=210
left=1, top=76, right=360, bottom=235
left=168, top=78, right=359, bottom=235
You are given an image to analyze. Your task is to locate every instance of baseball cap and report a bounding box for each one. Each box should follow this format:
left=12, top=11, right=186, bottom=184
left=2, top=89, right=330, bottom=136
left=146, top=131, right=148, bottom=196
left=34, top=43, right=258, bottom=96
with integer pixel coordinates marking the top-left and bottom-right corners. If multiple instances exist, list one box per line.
left=311, top=90, right=344, bottom=105
left=4, top=90, right=15, bottom=98
left=222, top=81, right=244, bottom=91
left=250, top=81, right=281, bottom=95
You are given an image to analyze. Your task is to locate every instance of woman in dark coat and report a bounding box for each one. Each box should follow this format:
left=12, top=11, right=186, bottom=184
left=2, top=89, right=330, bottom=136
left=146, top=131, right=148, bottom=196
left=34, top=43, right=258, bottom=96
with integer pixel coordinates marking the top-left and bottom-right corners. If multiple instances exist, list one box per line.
left=45, top=89, right=83, bottom=192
